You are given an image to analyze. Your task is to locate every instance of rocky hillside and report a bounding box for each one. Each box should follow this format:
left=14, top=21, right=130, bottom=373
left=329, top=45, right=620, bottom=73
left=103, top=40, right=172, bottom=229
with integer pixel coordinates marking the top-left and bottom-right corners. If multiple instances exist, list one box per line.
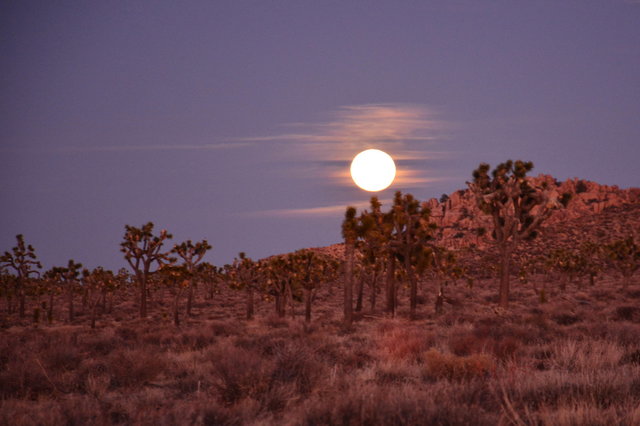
left=426, top=175, right=640, bottom=250
left=305, top=176, right=639, bottom=264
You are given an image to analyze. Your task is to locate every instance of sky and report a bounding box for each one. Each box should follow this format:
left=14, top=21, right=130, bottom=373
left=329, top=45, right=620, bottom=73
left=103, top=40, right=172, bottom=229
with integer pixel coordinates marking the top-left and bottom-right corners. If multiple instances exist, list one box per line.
left=2, top=0, right=639, bottom=272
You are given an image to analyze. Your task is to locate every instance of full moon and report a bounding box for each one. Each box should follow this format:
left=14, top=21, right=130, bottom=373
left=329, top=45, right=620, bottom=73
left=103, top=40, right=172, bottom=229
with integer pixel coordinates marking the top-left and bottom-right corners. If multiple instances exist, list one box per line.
left=350, top=149, right=396, bottom=192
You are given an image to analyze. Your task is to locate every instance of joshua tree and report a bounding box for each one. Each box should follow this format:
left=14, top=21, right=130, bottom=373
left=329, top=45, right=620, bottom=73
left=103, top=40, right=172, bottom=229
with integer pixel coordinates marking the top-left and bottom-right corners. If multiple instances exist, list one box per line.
left=49, top=259, right=82, bottom=322
left=342, top=207, right=358, bottom=327
left=1, top=234, right=41, bottom=318
left=82, top=267, right=117, bottom=328
left=227, top=252, right=261, bottom=320
left=157, top=263, right=190, bottom=326
left=387, top=192, right=436, bottom=320
left=172, top=239, right=212, bottom=316
left=605, top=235, right=640, bottom=288
left=357, top=197, right=387, bottom=313
left=197, top=262, right=223, bottom=300
left=262, top=255, right=295, bottom=318
left=468, top=160, right=570, bottom=308
left=120, top=222, right=173, bottom=318
left=290, top=250, right=339, bottom=323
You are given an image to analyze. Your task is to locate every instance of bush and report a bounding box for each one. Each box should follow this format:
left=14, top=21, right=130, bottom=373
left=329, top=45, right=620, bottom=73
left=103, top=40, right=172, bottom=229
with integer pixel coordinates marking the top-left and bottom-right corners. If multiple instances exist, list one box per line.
left=423, top=349, right=495, bottom=381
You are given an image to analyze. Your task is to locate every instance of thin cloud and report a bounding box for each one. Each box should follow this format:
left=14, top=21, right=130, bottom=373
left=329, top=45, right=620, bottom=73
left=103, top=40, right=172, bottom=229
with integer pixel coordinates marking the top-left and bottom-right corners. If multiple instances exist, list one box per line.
left=251, top=199, right=393, bottom=218
left=55, top=142, right=253, bottom=153
left=238, top=103, right=450, bottom=192
left=238, top=103, right=447, bottom=161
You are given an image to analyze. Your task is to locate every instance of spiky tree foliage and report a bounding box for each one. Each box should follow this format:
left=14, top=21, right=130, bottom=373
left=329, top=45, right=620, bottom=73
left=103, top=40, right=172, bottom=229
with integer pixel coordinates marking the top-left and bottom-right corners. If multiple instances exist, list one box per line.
left=289, top=250, right=339, bottom=323
left=357, top=197, right=387, bottom=313
left=0, top=271, right=18, bottom=315
left=386, top=192, right=436, bottom=319
left=172, top=239, right=212, bottom=316
left=41, top=268, right=62, bottom=324
left=196, top=262, right=223, bottom=300
left=120, top=222, right=173, bottom=318
left=262, top=255, right=295, bottom=318
left=468, top=160, right=570, bottom=308
left=157, top=263, right=190, bottom=326
left=227, top=252, right=261, bottom=320
left=49, top=259, right=82, bottom=322
left=430, top=248, right=463, bottom=315
left=546, top=248, right=588, bottom=291
left=82, top=267, right=117, bottom=328
left=1, top=234, right=41, bottom=318
left=605, top=235, right=640, bottom=288
left=342, top=206, right=358, bottom=327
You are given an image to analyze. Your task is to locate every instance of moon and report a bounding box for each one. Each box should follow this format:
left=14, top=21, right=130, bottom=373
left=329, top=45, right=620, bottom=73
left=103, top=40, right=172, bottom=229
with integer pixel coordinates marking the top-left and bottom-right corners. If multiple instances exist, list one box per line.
left=350, top=149, right=396, bottom=192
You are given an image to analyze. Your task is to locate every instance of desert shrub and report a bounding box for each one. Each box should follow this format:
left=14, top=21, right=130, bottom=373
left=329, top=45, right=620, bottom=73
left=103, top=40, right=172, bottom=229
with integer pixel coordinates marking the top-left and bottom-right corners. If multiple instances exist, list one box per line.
left=83, top=333, right=118, bottom=356
left=554, top=313, right=581, bottom=326
left=271, top=342, right=322, bottom=395
left=107, top=348, right=167, bottom=388
left=614, top=305, right=640, bottom=322
left=0, top=357, right=50, bottom=398
left=210, top=320, right=244, bottom=336
left=178, top=329, right=216, bottom=350
left=115, top=325, right=138, bottom=341
left=549, top=340, right=624, bottom=372
left=209, top=343, right=272, bottom=405
left=42, top=343, right=82, bottom=372
left=620, top=349, right=640, bottom=366
left=378, top=327, right=432, bottom=362
left=423, top=349, right=495, bottom=381
left=298, top=383, right=497, bottom=426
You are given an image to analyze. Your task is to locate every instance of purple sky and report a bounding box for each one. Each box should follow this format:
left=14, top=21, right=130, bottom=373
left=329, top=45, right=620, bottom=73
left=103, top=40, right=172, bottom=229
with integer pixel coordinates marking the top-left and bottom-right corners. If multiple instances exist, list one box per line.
left=2, top=1, right=639, bottom=271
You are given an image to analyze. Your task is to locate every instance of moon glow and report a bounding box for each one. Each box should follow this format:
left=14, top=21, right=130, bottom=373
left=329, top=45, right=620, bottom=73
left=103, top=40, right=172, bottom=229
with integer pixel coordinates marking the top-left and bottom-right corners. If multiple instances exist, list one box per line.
left=350, top=149, right=396, bottom=192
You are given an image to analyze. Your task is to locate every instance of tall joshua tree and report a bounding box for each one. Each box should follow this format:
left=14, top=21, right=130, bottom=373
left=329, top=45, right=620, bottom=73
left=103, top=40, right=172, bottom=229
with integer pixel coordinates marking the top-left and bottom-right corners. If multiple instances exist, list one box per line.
left=120, top=222, right=173, bottom=318
left=172, top=239, right=212, bottom=316
left=50, top=259, right=82, bottom=322
left=388, top=192, right=436, bottom=320
left=468, top=160, right=570, bottom=308
left=342, top=206, right=358, bottom=327
left=1, top=234, right=41, bottom=318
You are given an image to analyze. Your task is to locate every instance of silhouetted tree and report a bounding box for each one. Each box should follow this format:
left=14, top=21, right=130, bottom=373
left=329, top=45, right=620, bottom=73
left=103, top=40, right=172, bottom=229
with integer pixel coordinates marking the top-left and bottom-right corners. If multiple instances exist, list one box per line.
left=50, top=259, right=82, bottom=322
left=468, top=160, right=570, bottom=308
left=172, top=239, right=212, bottom=316
left=1, top=235, right=41, bottom=318
left=605, top=235, right=640, bottom=288
left=342, top=207, right=358, bottom=327
left=120, top=222, right=173, bottom=318
left=227, top=252, right=261, bottom=320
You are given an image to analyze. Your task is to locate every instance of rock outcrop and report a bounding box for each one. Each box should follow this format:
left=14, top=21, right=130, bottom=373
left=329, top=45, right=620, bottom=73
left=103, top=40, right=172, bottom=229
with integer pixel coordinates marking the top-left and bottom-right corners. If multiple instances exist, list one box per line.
left=427, top=175, right=640, bottom=250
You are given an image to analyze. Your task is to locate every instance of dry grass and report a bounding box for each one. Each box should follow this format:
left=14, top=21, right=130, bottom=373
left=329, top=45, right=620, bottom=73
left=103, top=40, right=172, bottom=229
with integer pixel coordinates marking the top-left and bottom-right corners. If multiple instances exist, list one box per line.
left=0, top=274, right=639, bottom=425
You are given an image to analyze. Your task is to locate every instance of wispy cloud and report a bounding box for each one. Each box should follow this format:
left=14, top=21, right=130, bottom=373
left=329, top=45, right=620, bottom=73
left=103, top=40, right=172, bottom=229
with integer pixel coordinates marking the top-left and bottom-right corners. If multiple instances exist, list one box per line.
left=55, top=142, right=253, bottom=153
left=239, top=103, right=450, bottom=189
left=251, top=199, right=393, bottom=218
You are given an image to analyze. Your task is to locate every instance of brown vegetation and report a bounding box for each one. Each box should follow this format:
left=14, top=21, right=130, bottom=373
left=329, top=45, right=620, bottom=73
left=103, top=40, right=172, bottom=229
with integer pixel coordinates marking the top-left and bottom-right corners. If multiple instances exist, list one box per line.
left=1, top=271, right=639, bottom=425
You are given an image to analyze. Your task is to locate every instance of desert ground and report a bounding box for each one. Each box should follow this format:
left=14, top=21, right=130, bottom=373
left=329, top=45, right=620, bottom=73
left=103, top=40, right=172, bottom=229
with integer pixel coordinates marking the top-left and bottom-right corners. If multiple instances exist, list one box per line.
left=1, top=268, right=639, bottom=426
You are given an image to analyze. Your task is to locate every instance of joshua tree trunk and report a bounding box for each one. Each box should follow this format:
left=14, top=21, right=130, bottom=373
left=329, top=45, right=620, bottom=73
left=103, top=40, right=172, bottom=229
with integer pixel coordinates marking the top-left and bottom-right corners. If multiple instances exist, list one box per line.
left=173, top=290, right=181, bottom=326
left=499, top=243, right=513, bottom=308
left=355, top=273, right=364, bottom=312
left=139, top=272, right=147, bottom=318
left=246, top=287, right=254, bottom=320
left=407, top=253, right=418, bottom=320
left=48, top=292, right=54, bottom=324
left=344, top=242, right=354, bottom=327
left=91, top=302, right=98, bottom=329
left=369, top=273, right=378, bottom=313
left=385, top=255, right=396, bottom=317
left=275, top=293, right=285, bottom=318
left=18, top=287, right=25, bottom=318
left=67, top=287, right=74, bottom=322
left=186, top=281, right=194, bottom=316
left=304, top=288, right=312, bottom=323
